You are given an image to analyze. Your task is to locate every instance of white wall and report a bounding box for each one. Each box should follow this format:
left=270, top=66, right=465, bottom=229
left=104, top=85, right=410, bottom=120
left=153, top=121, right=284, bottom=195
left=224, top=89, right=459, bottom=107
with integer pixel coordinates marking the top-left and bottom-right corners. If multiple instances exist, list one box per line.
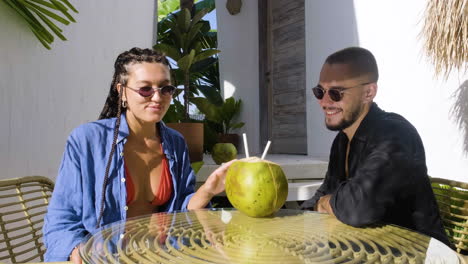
left=0, top=1, right=156, bottom=181
left=305, top=0, right=360, bottom=159
left=305, top=0, right=468, bottom=182
left=215, top=0, right=260, bottom=155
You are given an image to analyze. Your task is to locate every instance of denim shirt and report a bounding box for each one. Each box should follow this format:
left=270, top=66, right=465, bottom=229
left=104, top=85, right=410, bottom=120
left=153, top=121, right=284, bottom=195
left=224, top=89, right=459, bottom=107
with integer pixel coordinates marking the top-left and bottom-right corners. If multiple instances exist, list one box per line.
left=43, top=113, right=196, bottom=261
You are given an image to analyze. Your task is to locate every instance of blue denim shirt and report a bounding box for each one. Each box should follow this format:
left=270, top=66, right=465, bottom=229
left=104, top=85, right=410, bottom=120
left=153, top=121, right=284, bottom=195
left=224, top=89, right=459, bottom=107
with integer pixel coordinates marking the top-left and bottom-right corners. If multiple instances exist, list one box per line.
left=43, top=113, right=196, bottom=261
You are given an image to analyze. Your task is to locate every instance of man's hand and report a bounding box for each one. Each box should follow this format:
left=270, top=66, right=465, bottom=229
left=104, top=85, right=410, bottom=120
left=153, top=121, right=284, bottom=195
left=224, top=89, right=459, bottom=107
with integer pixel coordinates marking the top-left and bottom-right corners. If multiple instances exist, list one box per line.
left=316, top=194, right=335, bottom=216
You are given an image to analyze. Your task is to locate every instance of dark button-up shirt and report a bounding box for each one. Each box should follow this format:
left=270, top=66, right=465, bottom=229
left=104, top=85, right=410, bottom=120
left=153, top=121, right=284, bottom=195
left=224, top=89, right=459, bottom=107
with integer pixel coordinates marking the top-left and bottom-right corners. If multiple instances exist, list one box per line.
left=302, top=103, right=450, bottom=246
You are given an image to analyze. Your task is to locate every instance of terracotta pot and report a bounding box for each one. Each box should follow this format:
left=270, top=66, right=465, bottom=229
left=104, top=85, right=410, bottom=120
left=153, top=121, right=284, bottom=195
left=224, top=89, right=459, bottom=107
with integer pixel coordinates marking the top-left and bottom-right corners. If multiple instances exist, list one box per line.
left=217, top=133, right=240, bottom=151
left=166, top=123, right=204, bottom=162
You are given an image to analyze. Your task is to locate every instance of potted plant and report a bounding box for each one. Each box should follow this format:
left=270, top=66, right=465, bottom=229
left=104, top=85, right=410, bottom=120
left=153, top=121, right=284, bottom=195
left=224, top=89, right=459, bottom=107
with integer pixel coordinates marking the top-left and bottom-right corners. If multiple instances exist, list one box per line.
left=192, top=96, right=245, bottom=151
left=154, top=7, right=219, bottom=161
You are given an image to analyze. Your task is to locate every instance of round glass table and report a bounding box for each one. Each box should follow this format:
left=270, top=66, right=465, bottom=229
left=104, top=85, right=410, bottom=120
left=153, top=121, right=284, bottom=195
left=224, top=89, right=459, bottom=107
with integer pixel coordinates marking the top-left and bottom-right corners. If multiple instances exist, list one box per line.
left=79, top=209, right=458, bottom=263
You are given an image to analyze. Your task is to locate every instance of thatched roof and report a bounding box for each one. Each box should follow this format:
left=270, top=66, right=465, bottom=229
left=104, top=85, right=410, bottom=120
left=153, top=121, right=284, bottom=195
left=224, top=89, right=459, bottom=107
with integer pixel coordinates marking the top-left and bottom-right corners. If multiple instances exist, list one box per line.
left=421, top=0, right=468, bottom=78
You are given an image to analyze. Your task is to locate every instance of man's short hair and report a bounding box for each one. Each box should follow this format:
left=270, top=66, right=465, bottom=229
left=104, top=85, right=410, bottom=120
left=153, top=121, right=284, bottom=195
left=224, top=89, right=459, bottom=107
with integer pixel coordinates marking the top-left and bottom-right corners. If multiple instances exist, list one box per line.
left=325, top=47, right=379, bottom=82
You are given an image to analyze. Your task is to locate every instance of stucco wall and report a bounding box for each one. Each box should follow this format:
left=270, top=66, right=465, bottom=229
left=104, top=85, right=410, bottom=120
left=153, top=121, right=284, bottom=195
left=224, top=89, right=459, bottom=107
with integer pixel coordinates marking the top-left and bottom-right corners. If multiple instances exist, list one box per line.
left=305, top=0, right=468, bottom=181
left=215, top=0, right=260, bottom=155
left=0, top=1, right=156, bottom=180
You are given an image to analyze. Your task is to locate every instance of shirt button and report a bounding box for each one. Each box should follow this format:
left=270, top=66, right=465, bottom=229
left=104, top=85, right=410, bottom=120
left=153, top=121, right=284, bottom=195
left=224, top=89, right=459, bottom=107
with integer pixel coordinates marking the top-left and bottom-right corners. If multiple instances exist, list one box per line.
left=120, top=152, right=124, bottom=157
left=124, top=206, right=128, bottom=211
left=121, top=178, right=126, bottom=183
left=120, top=234, right=124, bottom=239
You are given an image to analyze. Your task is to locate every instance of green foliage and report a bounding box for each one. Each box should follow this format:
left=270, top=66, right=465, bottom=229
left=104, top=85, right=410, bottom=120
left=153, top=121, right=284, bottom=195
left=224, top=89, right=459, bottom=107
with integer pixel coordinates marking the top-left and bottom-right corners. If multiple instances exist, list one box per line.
left=158, top=0, right=215, bottom=23
left=192, top=96, right=245, bottom=134
left=157, top=0, right=180, bottom=22
left=155, top=6, right=220, bottom=122
left=157, top=0, right=222, bottom=154
left=191, top=161, right=204, bottom=174
left=2, top=0, right=78, bottom=49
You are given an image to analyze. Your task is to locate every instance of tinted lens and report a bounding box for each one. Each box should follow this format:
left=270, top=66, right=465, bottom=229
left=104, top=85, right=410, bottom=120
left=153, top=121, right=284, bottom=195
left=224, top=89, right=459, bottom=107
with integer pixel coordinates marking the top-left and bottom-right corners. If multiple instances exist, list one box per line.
left=328, top=89, right=342, bottom=102
left=312, top=87, right=324, bottom=99
left=161, top=85, right=175, bottom=96
left=138, top=87, right=154, bottom=97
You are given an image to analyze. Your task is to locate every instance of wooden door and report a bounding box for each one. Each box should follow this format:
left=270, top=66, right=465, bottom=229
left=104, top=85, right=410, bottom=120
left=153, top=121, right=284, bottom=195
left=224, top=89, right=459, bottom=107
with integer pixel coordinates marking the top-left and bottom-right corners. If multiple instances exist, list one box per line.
left=259, top=0, right=307, bottom=154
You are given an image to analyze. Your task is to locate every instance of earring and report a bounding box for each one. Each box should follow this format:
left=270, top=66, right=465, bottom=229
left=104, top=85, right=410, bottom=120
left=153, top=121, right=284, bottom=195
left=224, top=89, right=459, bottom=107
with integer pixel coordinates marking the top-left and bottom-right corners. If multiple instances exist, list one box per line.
left=122, top=100, right=127, bottom=108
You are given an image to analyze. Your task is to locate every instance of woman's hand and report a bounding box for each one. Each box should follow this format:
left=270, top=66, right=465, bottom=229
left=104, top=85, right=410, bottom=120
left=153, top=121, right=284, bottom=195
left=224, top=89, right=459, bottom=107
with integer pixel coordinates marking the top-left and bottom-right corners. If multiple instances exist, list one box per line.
left=70, top=247, right=82, bottom=264
left=188, top=160, right=236, bottom=210
left=202, top=160, right=236, bottom=197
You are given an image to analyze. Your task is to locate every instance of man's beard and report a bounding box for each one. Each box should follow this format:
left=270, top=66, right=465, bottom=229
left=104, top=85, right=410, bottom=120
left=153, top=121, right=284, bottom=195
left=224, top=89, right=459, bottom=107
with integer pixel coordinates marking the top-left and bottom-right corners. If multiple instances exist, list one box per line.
left=325, top=104, right=363, bottom=131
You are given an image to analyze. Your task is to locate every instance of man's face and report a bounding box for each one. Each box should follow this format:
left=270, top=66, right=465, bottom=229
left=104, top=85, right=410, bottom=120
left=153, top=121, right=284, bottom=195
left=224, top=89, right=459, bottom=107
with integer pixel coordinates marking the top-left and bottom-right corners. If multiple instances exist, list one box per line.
left=316, top=63, right=370, bottom=131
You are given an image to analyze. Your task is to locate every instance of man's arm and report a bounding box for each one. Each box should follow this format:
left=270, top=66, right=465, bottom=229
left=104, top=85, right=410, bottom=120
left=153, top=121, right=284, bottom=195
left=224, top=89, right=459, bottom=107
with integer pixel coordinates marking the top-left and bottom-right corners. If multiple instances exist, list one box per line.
left=327, top=139, right=411, bottom=227
left=300, top=172, right=332, bottom=210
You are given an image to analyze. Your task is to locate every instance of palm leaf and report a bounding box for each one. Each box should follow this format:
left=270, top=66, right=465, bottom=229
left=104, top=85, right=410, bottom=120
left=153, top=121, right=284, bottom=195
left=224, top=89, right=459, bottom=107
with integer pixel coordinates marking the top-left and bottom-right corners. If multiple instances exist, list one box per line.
left=2, top=0, right=78, bottom=49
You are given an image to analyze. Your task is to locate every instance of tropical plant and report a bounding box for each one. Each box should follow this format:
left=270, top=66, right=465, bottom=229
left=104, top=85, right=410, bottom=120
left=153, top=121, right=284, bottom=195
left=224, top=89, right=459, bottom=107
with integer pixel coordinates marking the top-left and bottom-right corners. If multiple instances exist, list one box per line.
left=154, top=7, right=219, bottom=122
left=192, top=96, right=245, bottom=134
left=2, top=0, right=78, bottom=49
left=158, top=0, right=215, bottom=22
left=191, top=161, right=204, bottom=174
left=157, top=0, right=180, bottom=21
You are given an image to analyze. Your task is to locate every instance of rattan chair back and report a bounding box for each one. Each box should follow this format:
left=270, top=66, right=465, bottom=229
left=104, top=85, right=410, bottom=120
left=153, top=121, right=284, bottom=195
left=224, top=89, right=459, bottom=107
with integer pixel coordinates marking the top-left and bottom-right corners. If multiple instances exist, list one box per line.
left=431, top=177, right=468, bottom=255
left=0, top=176, right=54, bottom=263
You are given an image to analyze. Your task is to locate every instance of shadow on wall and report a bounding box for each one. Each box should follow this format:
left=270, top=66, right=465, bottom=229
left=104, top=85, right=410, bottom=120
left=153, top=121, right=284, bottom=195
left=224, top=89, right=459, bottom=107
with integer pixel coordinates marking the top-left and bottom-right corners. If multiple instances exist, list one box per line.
left=451, top=80, right=468, bottom=155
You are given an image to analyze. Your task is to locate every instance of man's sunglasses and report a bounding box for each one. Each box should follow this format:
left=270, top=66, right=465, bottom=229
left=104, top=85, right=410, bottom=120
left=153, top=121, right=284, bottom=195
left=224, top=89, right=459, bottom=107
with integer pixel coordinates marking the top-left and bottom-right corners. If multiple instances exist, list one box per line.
left=312, top=82, right=370, bottom=102
left=125, top=85, right=176, bottom=97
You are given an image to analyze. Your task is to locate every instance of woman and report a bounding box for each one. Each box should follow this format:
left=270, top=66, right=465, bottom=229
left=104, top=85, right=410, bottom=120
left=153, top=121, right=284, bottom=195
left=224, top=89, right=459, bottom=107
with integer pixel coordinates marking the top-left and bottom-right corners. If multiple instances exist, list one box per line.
left=43, top=48, right=233, bottom=263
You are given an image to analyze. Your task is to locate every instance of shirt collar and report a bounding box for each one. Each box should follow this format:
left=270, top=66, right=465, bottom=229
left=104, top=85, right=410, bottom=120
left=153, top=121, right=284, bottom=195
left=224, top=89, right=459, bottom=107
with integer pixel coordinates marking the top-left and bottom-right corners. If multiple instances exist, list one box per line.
left=351, top=102, right=384, bottom=142
left=158, top=121, right=175, bottom=160
left=117, top=112, right=130, bottom=143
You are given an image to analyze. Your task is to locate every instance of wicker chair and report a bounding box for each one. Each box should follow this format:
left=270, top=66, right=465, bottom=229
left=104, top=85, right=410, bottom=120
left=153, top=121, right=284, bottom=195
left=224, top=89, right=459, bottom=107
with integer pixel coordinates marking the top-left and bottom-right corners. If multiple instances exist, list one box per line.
left=0, top=176, right=54, bottom=263
left=431, top=177, right=468, bottom=256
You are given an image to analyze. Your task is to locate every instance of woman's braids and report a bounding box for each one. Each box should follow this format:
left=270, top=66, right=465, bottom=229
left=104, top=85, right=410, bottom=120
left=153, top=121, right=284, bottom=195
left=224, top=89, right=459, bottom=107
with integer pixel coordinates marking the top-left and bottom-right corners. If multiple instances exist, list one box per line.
left=96, top=48, right=169, bottom=228
left=98, top=48, right=170, bottom=120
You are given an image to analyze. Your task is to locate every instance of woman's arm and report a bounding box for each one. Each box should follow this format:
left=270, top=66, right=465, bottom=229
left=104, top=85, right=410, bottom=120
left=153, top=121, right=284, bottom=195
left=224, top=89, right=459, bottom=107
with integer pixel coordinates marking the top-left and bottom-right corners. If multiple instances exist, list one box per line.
left=43, top=135, right=87, bottom=262
left=187, top=160, right=235, bottom=210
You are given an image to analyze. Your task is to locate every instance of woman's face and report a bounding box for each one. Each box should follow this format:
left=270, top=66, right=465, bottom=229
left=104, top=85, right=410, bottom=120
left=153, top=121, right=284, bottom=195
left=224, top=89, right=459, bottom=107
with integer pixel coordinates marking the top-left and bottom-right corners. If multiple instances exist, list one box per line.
left=119, top=62, right=172, bottom=124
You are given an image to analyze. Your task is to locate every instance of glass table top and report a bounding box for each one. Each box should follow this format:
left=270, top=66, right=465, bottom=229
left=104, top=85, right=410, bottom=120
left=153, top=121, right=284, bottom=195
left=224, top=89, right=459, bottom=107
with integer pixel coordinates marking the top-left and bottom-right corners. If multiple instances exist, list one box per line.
left=79, top=209, right=458, bottom=263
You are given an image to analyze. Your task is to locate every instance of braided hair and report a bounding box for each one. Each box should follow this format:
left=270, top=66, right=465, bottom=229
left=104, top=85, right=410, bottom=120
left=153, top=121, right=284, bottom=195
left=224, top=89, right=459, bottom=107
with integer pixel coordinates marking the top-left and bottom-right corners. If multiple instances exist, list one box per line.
left=96, top=48, right=170, bottom=228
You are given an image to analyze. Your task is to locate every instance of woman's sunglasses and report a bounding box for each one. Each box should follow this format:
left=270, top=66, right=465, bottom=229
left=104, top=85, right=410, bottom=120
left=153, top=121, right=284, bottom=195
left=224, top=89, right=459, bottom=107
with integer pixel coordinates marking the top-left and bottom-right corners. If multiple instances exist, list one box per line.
left=312, top=82, right=370, bottom=102
left=125, top=85, right=176, bottom=97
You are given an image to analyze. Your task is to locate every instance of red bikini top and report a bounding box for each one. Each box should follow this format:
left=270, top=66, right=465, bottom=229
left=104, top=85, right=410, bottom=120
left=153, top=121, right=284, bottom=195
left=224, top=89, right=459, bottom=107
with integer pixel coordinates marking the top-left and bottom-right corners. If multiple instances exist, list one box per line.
left=125, top=144, right=173, bottom=206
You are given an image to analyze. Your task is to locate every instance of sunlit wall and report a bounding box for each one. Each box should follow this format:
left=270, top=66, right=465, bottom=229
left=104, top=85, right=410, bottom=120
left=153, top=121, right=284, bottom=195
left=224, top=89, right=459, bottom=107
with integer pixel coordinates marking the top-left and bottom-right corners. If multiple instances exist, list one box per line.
left=0, top=0, right=156, bottom=180
left=216, top=0, right=260, bottom=155
left=305, top=0, right=468, bottom=181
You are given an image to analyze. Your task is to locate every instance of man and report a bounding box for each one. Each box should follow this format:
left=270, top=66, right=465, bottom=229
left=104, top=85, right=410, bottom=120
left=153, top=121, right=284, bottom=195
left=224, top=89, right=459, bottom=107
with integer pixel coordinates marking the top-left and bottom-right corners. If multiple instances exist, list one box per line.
left=302, top=47, right=450, bottom=246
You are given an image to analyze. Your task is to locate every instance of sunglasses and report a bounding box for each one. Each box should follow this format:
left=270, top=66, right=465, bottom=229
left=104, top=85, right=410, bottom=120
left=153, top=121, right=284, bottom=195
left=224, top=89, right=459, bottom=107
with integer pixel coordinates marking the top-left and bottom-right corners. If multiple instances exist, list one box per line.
left=312, top=82, right=370, bottom=102
left=125, top=85, right=176, bottom=97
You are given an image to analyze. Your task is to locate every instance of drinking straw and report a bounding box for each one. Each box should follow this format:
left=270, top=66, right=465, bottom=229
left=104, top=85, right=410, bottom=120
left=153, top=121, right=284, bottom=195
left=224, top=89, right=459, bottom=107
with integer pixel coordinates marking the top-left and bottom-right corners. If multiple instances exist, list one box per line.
left=261, top=140, right=271, bottom=160
left=242, top=133, right=250, bottom=158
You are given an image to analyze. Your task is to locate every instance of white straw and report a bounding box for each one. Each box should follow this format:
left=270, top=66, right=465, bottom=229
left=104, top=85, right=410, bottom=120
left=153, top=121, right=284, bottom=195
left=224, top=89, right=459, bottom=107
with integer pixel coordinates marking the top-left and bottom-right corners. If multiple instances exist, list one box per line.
left=261, top=140, right=271, bottom=160
left=242, top=133, right=250, bottom=158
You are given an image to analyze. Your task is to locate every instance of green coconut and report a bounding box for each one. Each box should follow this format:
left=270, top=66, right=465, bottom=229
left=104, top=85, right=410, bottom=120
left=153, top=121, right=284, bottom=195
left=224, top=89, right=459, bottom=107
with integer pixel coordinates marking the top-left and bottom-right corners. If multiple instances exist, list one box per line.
left=225, top=157, right=288, bottom=217
left=211, top=143, right=237, bottom=165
